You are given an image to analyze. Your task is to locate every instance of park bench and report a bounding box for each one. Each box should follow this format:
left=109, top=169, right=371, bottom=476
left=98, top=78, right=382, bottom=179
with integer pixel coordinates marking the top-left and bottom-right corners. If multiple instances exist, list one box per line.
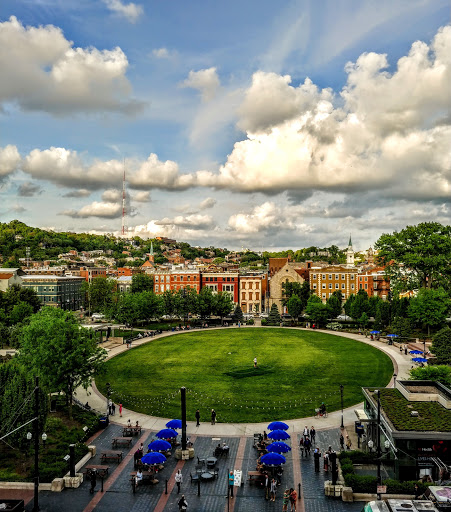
left=247, top=471, right=265, bottom=485
left=130, top=470, right=158, bottom=492
left=100, top=450, right=123, bottom=463
left=122, top=426, right=142, bottom=436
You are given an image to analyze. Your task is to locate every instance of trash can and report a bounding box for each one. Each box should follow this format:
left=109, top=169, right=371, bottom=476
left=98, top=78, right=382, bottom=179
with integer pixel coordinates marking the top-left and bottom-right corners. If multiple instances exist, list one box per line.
left=99, top=416, right=109, bottom=428
left=356, top=425, right=364, bottom=437
left=354, top=421, right=362, bottom=434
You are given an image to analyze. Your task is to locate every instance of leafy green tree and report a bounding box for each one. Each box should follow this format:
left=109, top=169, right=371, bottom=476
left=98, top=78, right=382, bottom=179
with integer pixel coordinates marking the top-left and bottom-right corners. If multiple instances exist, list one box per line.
left=368, top=296, right=380, bottom=318
left=431, top=327, right=451, bottom=364
left=0, top=363, right=48, bottom=449
left=390, top=316, right=412, bottom=339
left=232, top=305, right=244, bottom=323
left=213, top=292, right=234, bottom=321
left=19, top=308, right=107, bottom=418
left=350, top=290, right=369, bottom=320
left=267, top=303, right=281, bottom=326
left=131, top=273, right=154, bottom=293
left=374, top=301, right=390, bottom=330
left=198, top=287, right=215, bottom=319
left=343, top=294, right=355, bottom=318
left=161, top=290, right=177, bottom=318
left=287, top=295, right=303, bottom=322
left=408, top=287, right=449, bottom=335
left=305, top=295, right=330, bottom=327
left=282, top=281, right=310, bottom=310
left=327, top=294, right=342, bottom=319
left=9, top=301, right=33, bottom=325
left=375, top=222, right=451, bottom=291
left=359, top=312, right=369, bottom=330
left=174, top=288, right=198, bottom=321
left=409, top=365, right=451, bottom=387
left=84, top=277, right=116, bottom=314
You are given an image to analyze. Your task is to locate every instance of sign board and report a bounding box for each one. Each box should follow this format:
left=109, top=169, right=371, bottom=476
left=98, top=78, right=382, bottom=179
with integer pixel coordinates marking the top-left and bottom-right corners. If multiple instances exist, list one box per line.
left=377, top=486, right=387, bottom=494
left=234, top=469, right=242, bottom=487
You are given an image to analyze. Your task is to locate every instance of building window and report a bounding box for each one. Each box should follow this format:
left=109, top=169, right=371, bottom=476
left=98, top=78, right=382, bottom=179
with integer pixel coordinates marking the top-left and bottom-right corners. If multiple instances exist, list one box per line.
left=313, top=284, right=317, bottom=289
left=242, top=292, right=245, bottom=300
left=359, top=284, right=363, bottom=289
left=322, top=293, right=326, bottom=299
left=187, top=275, right=191, bottom=281
left=328, top=274, right=332, bottom=279
left=180, top=276, right=184, bottom=281
left=249, top=292, right=253, bottom=300
left=242, top=282, right=246, bottom=289
left=313, top=274, right=317, bottom=279
left=341, top=283, right=345, bottom=289
left=256, top=293, right=259, bottom=300
left=351, top=275, right=355, bottom=280
left=341, top=274, right=345, bottom=279
left=365, top=284, right=368, bottom=289
left=365, top=276, right=368, bottom=281
left=322, top=284, right=326, bottom=289
left=329, top=283, right=332, bottom=289
left=351, top=284, right=355, bottom=290
left=322, top=274, right=326, bottom=279
left=335, top=283, right=339, bottom=289
left=155, top=284, right=159, bottom=292
left=335, top=274, right=339, bottom=279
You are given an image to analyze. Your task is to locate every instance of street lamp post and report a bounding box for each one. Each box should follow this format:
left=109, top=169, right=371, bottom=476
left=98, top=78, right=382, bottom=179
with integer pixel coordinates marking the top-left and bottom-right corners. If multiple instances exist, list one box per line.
left=393, top=373, right=397, bottom=388
left=376, top=389, right=381, bottom=500
left=340, top=385, right=344, bottom=429
left=106, top=382, right=111, bottom=420
left=33, top=376, right=40, bottom=512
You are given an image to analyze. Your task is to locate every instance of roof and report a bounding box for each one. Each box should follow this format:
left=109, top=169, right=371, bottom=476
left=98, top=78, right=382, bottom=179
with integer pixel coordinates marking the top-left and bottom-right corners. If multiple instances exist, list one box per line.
left=0, top=273, right=13, bottom=279
left=21, top=275, right=84, bottom=280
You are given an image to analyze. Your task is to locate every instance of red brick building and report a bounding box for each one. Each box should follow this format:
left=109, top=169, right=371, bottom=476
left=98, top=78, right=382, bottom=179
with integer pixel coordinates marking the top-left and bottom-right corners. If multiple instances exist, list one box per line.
left=201, top=271, right=239, bottom=304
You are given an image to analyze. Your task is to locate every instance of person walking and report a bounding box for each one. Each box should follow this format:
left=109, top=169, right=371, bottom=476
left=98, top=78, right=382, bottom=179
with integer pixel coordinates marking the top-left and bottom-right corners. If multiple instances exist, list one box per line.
left=89, top=468, right=97, bottom=494
left=228, top=470, right=234, bottom=498
left=282, top=489, right=290, bottom=511
left=264, top=472, right=270, bottom=500
left=310, top=426, right=316, bottom=445
left=303, top=425, right=309, bottom=440
left=290, top=487, right=298, bottom=512
left=270, top=478, right=277, bottom=502
left=324, top=450, right=329, bottom=472
left=346, top=435, right=352, bottom=450
left=313, top=448, right=321, bottom=472
left=339, top=433, right=344, bottom=450
left=111, top=402, right=116, bottom=416
left=119, top=403, right=123, bottom=418
left=304, top=437, right=311, bottom=456
left=211, top=409, right=216, bottom=425
left=178, top=494, right=188, bottom=511
left=299, top=437, right=304, bottom=457
left=195, top=409, right=200, bottom=427
left=253, top=357, right=257, bottom=368
left=175, top=469, right=183, bottom=494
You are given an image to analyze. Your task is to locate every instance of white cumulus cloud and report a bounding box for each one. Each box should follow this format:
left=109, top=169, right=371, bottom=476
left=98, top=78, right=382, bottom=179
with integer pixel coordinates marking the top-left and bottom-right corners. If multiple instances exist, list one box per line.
left=0, top=16, right=143, bottom=115
left=181, top=67, right=221, bottom=102
left=102, top=0, right=143, bottom=23
left=0, top=145, right=21, bottom=180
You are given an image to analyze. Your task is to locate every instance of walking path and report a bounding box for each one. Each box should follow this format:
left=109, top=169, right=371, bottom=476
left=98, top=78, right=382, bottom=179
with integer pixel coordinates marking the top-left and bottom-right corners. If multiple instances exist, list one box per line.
left=75, top=326, right=412, bottom=436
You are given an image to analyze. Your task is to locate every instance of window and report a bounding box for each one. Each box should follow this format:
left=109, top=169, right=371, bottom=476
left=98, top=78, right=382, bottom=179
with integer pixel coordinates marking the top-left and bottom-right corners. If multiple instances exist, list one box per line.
left=256, top=293, right=259, bottom=300
left=166, top=275, right=169, bottom=282
left=313, top=283, right=317, bottom=289
left=328, top=274, right=332, bottom=280
left=322, top=284, right=326, bottom=289
left=351, top=274, right=355, bottom=280
left=365, top=284, right=368, bottom=289
left=155, top=284, right=159, bottom=292
left=341, top=274, right=345, bottom=280
left=180, top=276, right=184, bottom=281
left=242, top=292, right=245, bottom=300
left=335, top=283, right=339, bottom=289
left=322, top=293, right=326, bottom=299
left=359, top=284, right=363, bottom=289
left=329, top=283, right=332, bottom=289
left=249, top=292, right=253, bottom=300
left=341, top=283, right=345, bottom=289
left=365, top=276, right=368, bottom=281
left=187, top=275, right=191, bottom=281
left=313, top=274, right=317, bottom=279
left=335, top=274, right=339, bottom=280
left=166, top=284, right=170, bottom=291
left=351, top=284, right=355, bottom=290
left=322, top=274, right=326, bottom=279
left=242, top=282, right=246, bottom=289
left=227, top=277, right=230, bottom=282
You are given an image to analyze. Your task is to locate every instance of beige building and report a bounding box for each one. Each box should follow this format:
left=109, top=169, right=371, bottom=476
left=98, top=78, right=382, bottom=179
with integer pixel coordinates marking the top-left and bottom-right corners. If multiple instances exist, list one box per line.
left=309, top=265, right=358, bottom=303
left=239, top=275, right=265, bottom=314
left=269, top=262, right=307, bottom=313
left=0, top=268, right=25, bottom=292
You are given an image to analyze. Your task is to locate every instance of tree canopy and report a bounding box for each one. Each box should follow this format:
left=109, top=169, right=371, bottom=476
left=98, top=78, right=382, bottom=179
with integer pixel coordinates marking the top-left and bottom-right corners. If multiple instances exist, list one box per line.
left=19, top=308, right=107, bottom=418
left=431, top=326, right=451, bottom=364
left=375, top=222, right=451, bottom=291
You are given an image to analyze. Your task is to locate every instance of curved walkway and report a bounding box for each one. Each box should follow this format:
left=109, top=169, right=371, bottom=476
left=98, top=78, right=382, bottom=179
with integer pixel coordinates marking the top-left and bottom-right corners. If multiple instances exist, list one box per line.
left=74, top=326, right=412, bottom=436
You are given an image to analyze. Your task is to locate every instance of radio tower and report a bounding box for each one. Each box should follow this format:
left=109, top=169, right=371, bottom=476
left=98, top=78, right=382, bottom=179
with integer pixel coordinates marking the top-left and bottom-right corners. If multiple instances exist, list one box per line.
left=121, top=161, right=127, bottom=237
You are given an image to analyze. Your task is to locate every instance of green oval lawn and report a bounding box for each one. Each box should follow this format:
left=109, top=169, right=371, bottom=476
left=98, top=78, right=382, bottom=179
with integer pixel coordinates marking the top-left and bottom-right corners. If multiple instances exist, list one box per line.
left=96, top=328, right=393, bottom=423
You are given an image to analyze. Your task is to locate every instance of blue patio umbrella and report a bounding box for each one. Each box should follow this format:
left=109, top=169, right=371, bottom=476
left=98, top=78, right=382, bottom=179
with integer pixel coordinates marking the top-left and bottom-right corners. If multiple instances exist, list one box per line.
left=266, top=442, right=291, bottom=454
left=166, top=419, right=183, bottom=429
left=155, top=428, right=178, bottom=439
left=267, top=421, right=289, bottom=431
left=141, top=452, right=167, bottom=465
left=412, top=357, right=428, bottom=363
left=148, top=440, right=171, bottom=452
left=261, top=452, right=286, bottom=466
left=370, top=330, right=380, bottom=334
left=409, top=350, right=423, bottom=355
left=267, top=429, right=290, bottom=441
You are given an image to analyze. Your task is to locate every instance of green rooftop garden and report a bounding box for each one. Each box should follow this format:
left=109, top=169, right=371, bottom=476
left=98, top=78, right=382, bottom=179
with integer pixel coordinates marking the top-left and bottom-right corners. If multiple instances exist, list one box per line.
left=375, top=388, right=451, bottom=432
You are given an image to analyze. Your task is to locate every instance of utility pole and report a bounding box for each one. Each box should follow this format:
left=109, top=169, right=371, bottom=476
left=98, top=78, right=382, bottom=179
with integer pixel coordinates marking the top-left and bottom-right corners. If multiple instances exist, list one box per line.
left=181, top=387, right=187, bottom=451
left=340, top=384, right=344, bottom=429
left=33, top=376, right=40, bottom=512
left=376, top=389, right=381, bottom=500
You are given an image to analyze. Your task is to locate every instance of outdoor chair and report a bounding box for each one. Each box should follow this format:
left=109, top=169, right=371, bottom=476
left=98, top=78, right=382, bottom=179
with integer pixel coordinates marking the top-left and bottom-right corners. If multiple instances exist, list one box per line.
left=190, top=472, right=200, bottom=483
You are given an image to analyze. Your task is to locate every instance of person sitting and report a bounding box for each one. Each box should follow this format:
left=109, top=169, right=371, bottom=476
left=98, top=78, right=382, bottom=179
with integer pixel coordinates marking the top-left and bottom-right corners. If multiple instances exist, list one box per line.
left=319, top=403, right=326, bottom=415
left=222, top=442, right=229, bottom=455
left=263, top=431, right=268, bottom=440
left=127, top=419, right=132, bottom=427
left=214, top=443, right=223, bottom=456
left=135, top=468, right=143, bottom=485
left=135, top=421, right=139, bottom=427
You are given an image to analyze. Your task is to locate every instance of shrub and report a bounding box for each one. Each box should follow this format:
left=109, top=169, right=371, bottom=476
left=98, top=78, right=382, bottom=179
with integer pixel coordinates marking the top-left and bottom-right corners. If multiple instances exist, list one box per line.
left=338, top=450, right=377, bottom=463
left=261, top=318, right=268, bottom=326
left=344, top=474, right=378, bottom=492
left=327, top=322, right=342, bottom=331
left=341, top=463, right=355, bottom=475
left=247, top=318, right=254, bottom=325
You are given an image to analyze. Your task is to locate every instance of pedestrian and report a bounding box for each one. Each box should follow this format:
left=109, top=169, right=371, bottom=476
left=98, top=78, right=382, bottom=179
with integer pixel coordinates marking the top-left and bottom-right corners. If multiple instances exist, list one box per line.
left=303, top=425, right=309, bottom=440
left=339, top=433, right=344, bottom=450
left=283, top=488, right=290, bottom=511
left=175, top=469, right=183, bottom=493
left=108, top=400, right=112, bottom=415
left=270, top=478, right=277, bottom=502
left=89, top=468, right=97, bottom=494
left=324, top=450, right=329, bottom=472
left=404, top=345, right=408, bottom=355
left=119, top=403, right=123, bottom=418
left=310, top=426, right=316, bottom=444
left=112, top=402, right=116, bottom=415
left=253, top=357, right=257, bottom=368
left=178, top=494, right=188, bottom=511
left=304, top=437, right=311, bottom=456
left=264, top=472, right=270, bottom=500
left=399, top=345, right=403, bottom=353
left=290, top=487, right=298, bottom=512
left=228, top=470, right=234, bottom=498
left=299, top=436, right=304, bottom=457
left=313, top=448, right=321, bottom=472
left=346, top=435, right=352, bottom=450
left=195, top=409, right=200, bottom=426
left=211, top=409, right=216, bottom=425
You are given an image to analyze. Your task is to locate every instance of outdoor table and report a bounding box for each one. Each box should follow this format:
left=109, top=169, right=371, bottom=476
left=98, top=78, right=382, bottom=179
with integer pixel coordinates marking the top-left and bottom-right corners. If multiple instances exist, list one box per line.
left=84, top=465, right=110, bottom=478
left=100, top=450, right=123, bottom=463
left=247, top=471, right=265, bottom=485
left=130, top=471, right=158, bottom=492
left=206, top=457, right=217, bottom=469
left=112, top=437, right=133, bottom=448
left=123, top=426, right=142, bottom=436
left=201, top=472, right=214, bottom=481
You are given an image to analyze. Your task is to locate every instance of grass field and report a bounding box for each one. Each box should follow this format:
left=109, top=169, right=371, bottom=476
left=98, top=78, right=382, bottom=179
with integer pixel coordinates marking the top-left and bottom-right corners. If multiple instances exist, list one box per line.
left=95, top=328, right=393, bottom=423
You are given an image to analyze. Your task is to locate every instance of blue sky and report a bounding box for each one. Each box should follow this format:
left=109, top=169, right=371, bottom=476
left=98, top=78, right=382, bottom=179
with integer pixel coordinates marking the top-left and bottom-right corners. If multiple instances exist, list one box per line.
left=0, top=0, right=450, bottom=250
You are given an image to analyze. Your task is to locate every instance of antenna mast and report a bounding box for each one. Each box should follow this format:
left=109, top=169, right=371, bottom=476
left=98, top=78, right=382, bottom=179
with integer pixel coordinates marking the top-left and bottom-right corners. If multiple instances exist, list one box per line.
left=121, top=160, right=127, bottom=237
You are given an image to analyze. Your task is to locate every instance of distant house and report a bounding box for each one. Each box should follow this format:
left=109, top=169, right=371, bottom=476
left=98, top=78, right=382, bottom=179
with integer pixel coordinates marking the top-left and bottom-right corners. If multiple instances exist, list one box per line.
left=21, top=274, right=84, bottom=310
left=0, top=268, right=25, bottom=292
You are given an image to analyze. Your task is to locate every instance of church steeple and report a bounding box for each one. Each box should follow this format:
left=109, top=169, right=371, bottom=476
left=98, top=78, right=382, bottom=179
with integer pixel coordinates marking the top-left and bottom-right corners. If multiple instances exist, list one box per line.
left=348, top=234, right=352, bottom=248
left=346, top=235, right=355, bottom=267
left=149, top=241, right=154, bottom=263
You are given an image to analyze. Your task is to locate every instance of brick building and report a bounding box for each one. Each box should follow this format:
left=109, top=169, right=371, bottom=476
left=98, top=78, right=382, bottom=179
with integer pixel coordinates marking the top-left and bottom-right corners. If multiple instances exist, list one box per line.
left=21, top=275, right=84, bottom=310
left=153, top=271, right=201, bottom=294
left=239, top=274, right=267, bottom=314
left=201, top=271, right=239, bottom=304
left=310, top=265, right=358, bottom=303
